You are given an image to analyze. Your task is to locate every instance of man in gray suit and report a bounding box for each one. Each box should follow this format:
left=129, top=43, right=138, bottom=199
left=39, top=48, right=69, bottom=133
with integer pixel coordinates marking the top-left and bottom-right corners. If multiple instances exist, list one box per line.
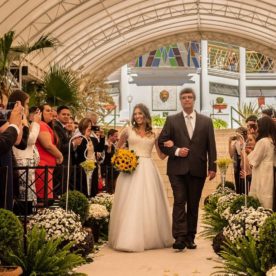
left=158, top=88, right=217, bottom=250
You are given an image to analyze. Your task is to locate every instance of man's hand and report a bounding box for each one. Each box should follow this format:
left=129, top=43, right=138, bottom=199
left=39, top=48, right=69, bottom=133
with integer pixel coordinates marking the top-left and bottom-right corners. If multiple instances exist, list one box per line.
left=9, top=101, right=23, bottom=127
left=179, top=147, right=189, bottom=157
left=208, top=170, right=216, bottom=180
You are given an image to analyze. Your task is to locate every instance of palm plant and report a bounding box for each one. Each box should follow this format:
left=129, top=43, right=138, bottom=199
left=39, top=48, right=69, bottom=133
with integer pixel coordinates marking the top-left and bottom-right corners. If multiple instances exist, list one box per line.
left=213, top=234, right=265, bottom=276
left=232, top=102, right=260, bottom=126
left=7, top=226, right=85, bottom=276
left=0, top=30, right=58, bottom=95
left=42, top=64, right=79, bottom=108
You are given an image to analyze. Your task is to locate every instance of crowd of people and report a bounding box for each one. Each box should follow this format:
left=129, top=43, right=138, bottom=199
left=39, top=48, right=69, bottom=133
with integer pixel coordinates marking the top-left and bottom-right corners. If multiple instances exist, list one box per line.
left=0, top=89, right=119, bottom=212
left=0, top=85, right=275, bottom=254
left=228, top=109, right=276, bottom=211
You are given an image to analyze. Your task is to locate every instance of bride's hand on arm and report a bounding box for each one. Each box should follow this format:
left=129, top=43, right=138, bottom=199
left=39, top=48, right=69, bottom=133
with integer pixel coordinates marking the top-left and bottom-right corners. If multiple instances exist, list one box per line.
left=116, top=128, right=128, bottom=149
left=164, top=140, right=174, bottom=147
left=155, top=139, right=167, bottom=160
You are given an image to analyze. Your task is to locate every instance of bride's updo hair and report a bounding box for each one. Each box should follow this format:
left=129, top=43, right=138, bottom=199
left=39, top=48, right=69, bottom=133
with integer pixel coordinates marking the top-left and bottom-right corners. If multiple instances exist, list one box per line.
left=131, top=103, right=153, bottom=134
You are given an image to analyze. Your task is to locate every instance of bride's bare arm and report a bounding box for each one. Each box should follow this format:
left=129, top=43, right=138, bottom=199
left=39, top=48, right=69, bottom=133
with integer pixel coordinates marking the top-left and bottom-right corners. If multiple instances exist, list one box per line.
left=155, top=134, right=174, bottom=160
left=117, top=128, right=128, bottom=149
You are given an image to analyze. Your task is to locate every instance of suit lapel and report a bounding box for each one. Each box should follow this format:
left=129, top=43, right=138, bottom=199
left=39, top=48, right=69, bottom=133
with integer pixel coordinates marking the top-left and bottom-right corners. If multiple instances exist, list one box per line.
left=191, top=112, right=201, bottom=140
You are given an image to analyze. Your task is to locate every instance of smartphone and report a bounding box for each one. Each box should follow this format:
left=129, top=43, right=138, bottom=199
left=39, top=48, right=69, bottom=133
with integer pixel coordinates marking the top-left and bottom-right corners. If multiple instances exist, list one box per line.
left=91, top=125, right=100, bottom=131
left=0, top=102, right=15, bottom=122
left=6, top=102, right=16, bottom=110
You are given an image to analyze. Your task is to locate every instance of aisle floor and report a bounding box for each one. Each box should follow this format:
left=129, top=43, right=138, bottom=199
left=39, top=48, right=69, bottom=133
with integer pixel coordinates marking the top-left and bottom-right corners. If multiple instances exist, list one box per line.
left=76, top=212, right=220, bottom=276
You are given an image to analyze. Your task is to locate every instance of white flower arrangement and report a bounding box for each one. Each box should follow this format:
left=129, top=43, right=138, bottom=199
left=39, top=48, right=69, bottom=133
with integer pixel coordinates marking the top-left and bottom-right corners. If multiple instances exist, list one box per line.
left=91, top=192, right=114, bottom=212
left=223, top=206, right=273, bottom=243
left=28, top=207, right=87, bottom=245
left=266, top=265, right=276, bottom=276
left=88, top=203, right=109, bottom=221
left=216, top=193, right=239, bottom=216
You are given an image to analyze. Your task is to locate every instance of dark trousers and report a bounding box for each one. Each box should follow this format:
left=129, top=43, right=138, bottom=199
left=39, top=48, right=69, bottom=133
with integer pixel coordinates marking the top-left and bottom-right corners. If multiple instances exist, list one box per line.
left=169, top=173, right=205, bottom=241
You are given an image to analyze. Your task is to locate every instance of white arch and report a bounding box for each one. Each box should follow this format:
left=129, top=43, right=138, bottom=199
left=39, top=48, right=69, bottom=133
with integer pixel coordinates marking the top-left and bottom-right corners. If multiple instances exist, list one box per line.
left=1, top=0, right=276, bottom=78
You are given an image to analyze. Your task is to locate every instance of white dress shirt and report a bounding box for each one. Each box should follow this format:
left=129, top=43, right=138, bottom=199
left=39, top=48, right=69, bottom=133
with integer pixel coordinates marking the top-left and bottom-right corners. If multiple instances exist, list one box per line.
left=175, top=110, right=196, bottom=156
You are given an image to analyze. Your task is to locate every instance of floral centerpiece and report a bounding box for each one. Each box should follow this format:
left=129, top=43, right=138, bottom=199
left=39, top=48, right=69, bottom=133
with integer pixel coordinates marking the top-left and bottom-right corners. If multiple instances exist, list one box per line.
left=111, top=148, right=139, bottom=174
left=91, top=192, right=114, bottom=212
left=215, top=157, right=233, bottom=174
left=28, top=208, right=87, bottom=246
left=80, top=159, right=96, bottom=172
left=215, top=157, right=234, bottom=189
left=80, top=159, right=96, bottom=196
left=223, top=206, right=273, bottom=243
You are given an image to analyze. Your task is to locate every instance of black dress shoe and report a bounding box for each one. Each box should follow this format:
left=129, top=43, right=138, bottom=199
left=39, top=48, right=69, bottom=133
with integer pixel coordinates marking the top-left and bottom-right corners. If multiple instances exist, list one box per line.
left=173, top=240, right=186, bottom=250
left=184, top=239, right=197, bottom=249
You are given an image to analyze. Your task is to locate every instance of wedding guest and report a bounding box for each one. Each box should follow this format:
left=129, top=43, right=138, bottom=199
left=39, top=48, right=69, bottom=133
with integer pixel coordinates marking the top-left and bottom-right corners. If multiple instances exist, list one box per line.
left=101, top=129, right=119, bottom=193
left=35, top=104, right=63, bottom=201
left=72, top=118, right=94, bottom=196
left=228, top=127, right=248, bottom=194
left=244, top=117, right=276, bottom=209
left=0, top=102, right=23, bottom=210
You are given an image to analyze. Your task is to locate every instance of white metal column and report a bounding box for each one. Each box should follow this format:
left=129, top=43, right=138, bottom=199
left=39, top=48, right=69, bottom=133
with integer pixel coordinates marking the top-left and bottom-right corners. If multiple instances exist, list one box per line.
left=200, top=40, right=210, bottom=116
left=239, top=47, right=246, bottom=104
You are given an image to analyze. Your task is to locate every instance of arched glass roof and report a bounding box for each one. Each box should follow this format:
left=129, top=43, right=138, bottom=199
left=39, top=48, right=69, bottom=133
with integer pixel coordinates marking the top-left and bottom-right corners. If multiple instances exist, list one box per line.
left=1, top=0, right=276, bottom=78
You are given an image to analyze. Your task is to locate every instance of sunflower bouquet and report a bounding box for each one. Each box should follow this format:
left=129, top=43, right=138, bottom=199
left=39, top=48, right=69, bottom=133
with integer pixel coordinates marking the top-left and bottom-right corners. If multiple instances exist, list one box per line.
left=111, top=148, right=139, bottom=174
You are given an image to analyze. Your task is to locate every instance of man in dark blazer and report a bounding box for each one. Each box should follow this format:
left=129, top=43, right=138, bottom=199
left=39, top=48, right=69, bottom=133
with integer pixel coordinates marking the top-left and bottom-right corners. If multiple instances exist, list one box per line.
left=0, top=102, right=23, bottom=210
left=158, top=87, right=217, bottom=250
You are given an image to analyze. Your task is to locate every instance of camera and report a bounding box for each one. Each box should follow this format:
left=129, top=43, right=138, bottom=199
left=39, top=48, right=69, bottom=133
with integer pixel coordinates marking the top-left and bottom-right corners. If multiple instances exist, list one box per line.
left=0, top=102, right=15, bottom=122
left=91, top=125, right=100, bottom=131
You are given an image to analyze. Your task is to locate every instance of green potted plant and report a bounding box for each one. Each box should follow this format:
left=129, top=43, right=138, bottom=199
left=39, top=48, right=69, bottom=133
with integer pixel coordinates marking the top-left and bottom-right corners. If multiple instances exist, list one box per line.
left=0, top=209, right=23, bottom=265
left=213, top=97, right=228, bottom=113
left=59, top=190, right=89, bottom=224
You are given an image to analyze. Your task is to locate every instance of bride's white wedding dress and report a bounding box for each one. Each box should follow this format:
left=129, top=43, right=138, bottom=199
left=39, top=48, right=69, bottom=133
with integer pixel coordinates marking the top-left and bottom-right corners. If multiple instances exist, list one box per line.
left=108, top=127, right=173, bottom=252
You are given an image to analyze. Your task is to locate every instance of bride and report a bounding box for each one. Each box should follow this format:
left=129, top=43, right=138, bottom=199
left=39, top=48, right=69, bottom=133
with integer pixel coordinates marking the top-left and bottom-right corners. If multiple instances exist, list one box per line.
left=108, top=103, right=173, bottom=252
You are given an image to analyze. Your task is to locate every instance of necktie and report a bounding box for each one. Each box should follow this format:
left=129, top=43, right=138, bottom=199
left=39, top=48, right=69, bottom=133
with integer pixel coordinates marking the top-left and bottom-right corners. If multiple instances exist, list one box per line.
left=186, top=115, right=193, bottom=139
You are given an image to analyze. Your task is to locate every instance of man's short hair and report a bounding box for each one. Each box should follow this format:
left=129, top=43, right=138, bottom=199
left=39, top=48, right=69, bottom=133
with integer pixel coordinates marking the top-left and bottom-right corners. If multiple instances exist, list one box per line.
left=108, top=129, right=118, bottom=138
left=179, top=88, right=196, bottom=100
left=57, top=105, right=70, bottom=114
left=261, top=108, right=275, bottom=118
left=245, top=115, right=258, bottom=123
left=29, top=106, right=38, bottom=114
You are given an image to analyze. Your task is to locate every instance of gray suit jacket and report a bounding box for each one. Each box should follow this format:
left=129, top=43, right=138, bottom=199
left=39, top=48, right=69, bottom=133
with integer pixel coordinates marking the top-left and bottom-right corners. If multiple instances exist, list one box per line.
left=158, top=111, right=217, bottom=178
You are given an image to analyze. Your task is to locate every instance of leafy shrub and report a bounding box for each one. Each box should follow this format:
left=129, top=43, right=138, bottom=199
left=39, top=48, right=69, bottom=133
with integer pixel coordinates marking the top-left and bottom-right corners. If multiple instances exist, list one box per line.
left=151, top=115, right=166, bottom=127
left=72, top=227, right=94, bottom=257
left=201, top=187, right=235, bottom=238
left=223, top=207, right=273, bottom=243
left=229, top=195, right=260, bottom=215
left=7, top=226, right=85, bottom=275
left=258, top=213, right=276, bottom=272
left=85, top=204, right=110, bottom=242
left=59, top=190, right=89, bottom=224
left=216, top=193, right=239, bottom=216
left=214, top=234, right=264, bottom=276
left=90, top=192, right=114, bottom=212
left=212, top=231, right=226, bottom=256
left=0, top=209, right=23, bottom=264
left=212, top=118, right=228, bottom=129
left=216, top=97, right=224, bottom=104
left=28, top=207, right=87, bottom=246
left=216, top=181, right=235, bottom=191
